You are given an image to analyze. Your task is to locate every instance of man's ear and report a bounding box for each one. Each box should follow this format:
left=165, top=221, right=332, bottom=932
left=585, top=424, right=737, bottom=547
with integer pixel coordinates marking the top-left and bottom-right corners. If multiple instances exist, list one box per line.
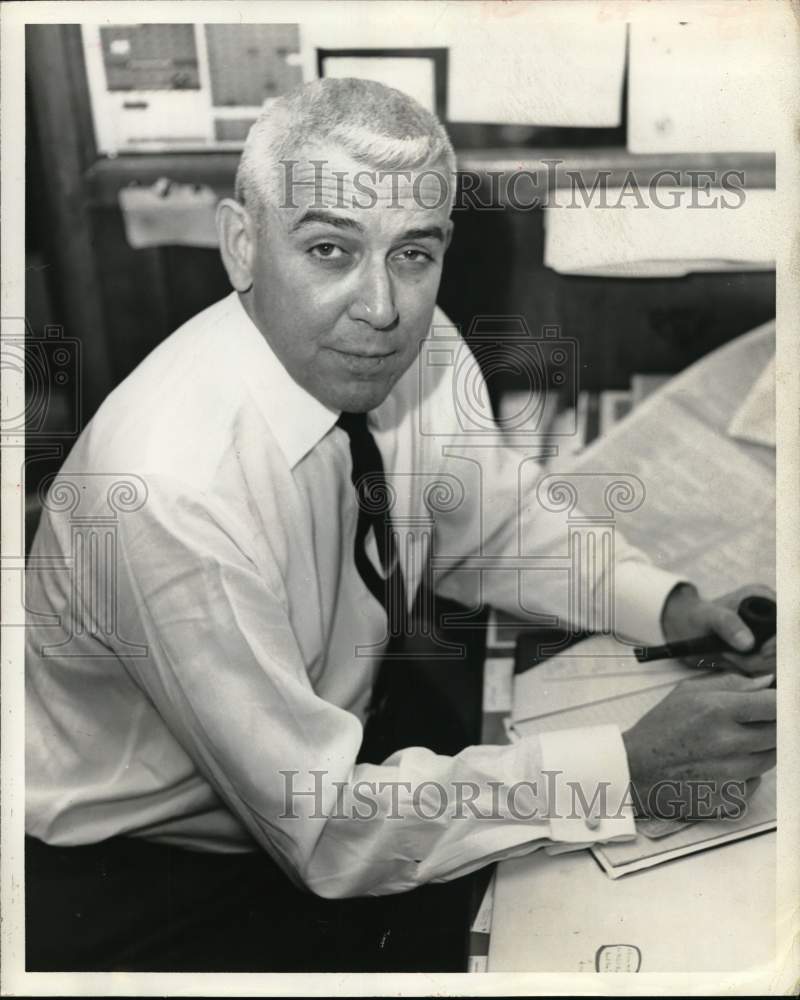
left=216, top=198, right=257, bottom=292
left=443, top=219, right=455, bottom=252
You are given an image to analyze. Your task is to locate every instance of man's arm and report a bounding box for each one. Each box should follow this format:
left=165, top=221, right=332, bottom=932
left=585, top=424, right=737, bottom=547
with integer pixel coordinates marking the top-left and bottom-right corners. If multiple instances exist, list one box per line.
left=428, top=435, right=684, bottom=644
left=112, top=476, right=641, bottom=898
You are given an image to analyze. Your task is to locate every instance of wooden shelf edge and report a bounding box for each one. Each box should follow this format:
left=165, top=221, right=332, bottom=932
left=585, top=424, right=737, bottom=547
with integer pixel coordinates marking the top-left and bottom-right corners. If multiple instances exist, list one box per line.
left=85, top=148, right=775, bottom=207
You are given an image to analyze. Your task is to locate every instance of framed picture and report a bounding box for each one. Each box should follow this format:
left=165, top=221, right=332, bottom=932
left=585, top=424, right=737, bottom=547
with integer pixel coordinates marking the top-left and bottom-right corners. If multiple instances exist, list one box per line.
left=317, top=47, right=448, bottom=120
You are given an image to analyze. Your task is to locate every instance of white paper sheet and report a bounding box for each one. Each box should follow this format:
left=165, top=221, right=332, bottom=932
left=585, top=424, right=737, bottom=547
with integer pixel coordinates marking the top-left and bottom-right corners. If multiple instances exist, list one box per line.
left=628, top=20, right=787, bottom=154
left=544, top=188, right=776, bottom=277
left=447, top=20, right=626, bottom=126
left=512, top=634, right=691, bottom=726
left=594, top=771, right=775, bottom=877
left=728, top=356, right=776, bottom=449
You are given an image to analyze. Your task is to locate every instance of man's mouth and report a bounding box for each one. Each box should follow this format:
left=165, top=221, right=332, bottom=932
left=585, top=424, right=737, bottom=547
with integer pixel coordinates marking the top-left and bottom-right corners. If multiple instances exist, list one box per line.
left=329, top=346, right=396, bottom=374
left=332, top=347, right=395, bottom=359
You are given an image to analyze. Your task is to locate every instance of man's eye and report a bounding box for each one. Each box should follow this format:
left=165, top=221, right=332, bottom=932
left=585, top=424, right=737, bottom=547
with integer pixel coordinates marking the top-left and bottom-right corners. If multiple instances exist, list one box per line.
left=309, top=243, right=346, bottom=260
left=395, top=248, right=433, bottom=264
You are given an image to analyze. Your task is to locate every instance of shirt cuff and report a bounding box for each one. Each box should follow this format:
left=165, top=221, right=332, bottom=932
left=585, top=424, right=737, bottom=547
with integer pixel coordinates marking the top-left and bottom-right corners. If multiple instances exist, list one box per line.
left=614, top=562, right=688, bottom=645
left=538, top=724, right=636, bottom=845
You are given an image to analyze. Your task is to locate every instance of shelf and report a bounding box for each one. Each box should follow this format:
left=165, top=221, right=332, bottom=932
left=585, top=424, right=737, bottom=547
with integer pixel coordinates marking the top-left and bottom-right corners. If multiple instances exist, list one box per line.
left=85, top=149, right=775, bottom=208
left=457, top=149, right=775, bottom=194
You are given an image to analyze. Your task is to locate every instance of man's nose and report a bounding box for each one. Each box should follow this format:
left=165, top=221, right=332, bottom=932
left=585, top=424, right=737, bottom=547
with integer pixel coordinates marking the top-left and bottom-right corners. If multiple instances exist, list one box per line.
left=348, top=261, right=398, bottom=329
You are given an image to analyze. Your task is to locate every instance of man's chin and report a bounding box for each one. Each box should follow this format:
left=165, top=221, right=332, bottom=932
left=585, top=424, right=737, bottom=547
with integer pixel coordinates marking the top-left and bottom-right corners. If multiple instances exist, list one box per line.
left=329, top=379, right=395, bottom=414
left=317, top=359, right=412, bottom=413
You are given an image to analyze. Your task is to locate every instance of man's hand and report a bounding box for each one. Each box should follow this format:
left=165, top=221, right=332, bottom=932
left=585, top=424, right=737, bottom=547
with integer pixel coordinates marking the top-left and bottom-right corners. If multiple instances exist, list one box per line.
left=661, top=582, right=776, bottom=676
left=622, top=671, right=776, bottom=821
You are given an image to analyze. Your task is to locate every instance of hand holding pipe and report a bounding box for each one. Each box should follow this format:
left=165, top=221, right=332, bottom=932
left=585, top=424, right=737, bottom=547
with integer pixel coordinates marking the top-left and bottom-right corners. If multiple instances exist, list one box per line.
left=635, top=595, right=776, bottom=665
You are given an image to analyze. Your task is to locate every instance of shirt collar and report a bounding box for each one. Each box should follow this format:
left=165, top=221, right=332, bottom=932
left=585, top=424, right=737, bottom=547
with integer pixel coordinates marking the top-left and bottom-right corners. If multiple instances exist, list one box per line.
left=224, top=292, right=340, bottom=469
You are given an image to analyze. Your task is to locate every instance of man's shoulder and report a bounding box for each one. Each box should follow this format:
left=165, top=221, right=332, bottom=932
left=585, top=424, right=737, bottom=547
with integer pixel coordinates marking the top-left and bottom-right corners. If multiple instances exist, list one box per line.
left=108, top=292, right=239, bottom=403
left=66, top=294, right=248, bottom=488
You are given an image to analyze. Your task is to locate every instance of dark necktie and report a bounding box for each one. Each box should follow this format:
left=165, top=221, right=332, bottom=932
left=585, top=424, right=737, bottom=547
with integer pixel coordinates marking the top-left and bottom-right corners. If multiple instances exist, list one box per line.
left=336, top=411, right=407, bottom=638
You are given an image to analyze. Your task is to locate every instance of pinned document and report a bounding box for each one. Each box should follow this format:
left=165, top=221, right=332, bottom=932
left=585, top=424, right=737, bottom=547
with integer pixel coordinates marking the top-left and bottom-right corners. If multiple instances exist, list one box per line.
left=628, top=20, right=788, bottom=154
left=544, top=188, right=775, bottom=278
left=448, top=19, right=626, bottom=126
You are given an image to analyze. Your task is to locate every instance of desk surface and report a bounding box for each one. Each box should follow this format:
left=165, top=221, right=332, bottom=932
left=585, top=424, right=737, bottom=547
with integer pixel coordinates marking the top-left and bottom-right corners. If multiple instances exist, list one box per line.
left=489, top=831, right=775, bottom=973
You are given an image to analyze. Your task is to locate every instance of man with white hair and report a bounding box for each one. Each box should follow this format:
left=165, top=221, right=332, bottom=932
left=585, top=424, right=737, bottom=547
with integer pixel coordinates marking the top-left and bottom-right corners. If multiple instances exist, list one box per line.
left=25, top=78, right=775, bottom=970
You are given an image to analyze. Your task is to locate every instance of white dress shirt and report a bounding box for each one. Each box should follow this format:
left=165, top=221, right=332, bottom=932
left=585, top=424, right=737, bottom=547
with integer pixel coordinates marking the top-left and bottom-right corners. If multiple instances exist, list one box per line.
left=26, top=292, right=681, bottom=897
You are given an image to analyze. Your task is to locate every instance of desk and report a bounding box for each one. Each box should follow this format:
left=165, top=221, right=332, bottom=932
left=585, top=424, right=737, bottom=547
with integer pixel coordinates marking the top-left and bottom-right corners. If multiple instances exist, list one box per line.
left=472, top=324, right=776, bottom=973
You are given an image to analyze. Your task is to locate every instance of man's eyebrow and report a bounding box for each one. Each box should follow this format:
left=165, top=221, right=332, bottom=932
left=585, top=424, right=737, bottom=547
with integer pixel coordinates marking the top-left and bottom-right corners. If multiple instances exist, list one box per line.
left=288, top=212, right=446, bottom=244
left=398, top=226, right=446, bottom=243
left=289, top=209, right=365, bottom=234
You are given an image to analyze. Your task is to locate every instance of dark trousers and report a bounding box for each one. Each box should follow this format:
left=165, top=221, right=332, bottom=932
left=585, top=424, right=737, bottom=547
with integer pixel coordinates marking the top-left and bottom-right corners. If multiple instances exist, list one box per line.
left=25, top=834, right=474, bottom=972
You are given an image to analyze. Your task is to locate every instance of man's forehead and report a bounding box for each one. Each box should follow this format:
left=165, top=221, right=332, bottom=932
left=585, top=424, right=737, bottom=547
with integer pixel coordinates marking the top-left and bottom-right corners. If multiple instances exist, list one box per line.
left=272, top=145, right=453, bottom=221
